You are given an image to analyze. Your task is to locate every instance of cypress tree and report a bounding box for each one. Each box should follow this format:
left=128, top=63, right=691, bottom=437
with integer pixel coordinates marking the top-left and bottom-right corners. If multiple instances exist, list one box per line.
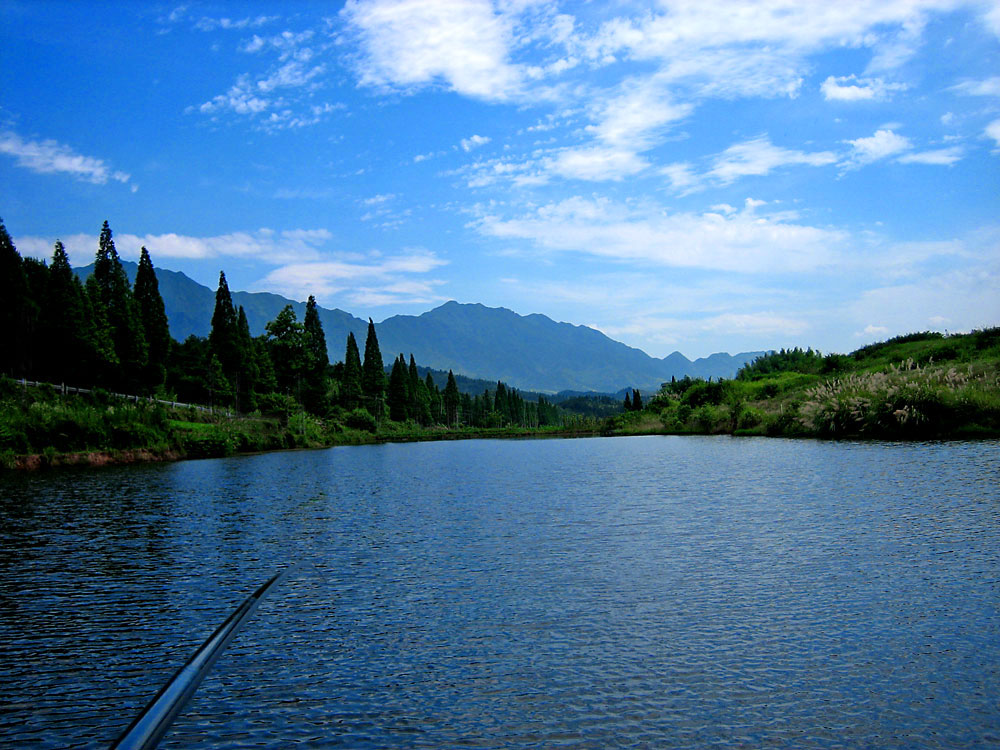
left=301, top=295, right=329, bottom=414
left=0, top=219, right=33, bottom=377
left=361, top=318, right=385, bottom=418
left=303, top=296, right=328, bottom=370
left=208, top=271, right=239, bottom=393
left=425, top=372, right=441, bottom=423
left=91, top=221, right=147, bottom=390
left=443, top=369, right=460, bottom=427
left=341, top=332, right=363, bottom=410
left=236, top=306, right=259, bottom=411
left=408, top=354, right=430, bottom=425
left=41, top=240, right=89, bottom=381
left=83, top=272, right=119, bottom=381
left=134, top=246, right=171, bottom=389
left=387, top=354, right=410, bottom=422
left=632, top=389, right=643, bottom=411
left=624, top=391, right=632, bottom=411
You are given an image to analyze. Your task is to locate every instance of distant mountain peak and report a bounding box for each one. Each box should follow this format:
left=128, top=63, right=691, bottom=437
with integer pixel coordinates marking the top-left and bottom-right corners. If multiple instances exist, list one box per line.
left=76, top=263, right=765, bottom=393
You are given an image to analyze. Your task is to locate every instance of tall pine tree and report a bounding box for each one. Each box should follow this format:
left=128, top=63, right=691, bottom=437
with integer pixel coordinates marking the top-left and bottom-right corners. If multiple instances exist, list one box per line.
left=361, top=318, right=385, bottom=418
left=40, top=241, right=88, bottom=381
left=301, top=295, right=329, bottom=415
left=0, top=219, right=32, bottom=377
left=91, top=221, right=147, bottom=390
left=443, top=370, right=460, bottom=427
left=134, top=246, right=171, bottom=389
left=341, top=332, right=363, bottom=410
left=208, top=271, right=239, bottom=395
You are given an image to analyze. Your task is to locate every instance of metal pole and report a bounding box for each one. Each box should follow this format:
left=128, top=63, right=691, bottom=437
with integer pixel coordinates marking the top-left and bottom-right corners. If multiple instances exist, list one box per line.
left=110, top=569, right=290, bottom=750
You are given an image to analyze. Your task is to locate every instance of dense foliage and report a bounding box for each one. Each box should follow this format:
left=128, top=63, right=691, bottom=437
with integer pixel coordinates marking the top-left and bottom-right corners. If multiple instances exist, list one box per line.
left=603, top=328, right=1000, bottom=440
left=1, top=218, right=581, bottom=462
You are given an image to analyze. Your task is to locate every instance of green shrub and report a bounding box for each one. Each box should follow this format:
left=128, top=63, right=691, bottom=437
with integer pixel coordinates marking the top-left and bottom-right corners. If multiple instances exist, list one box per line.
left=345, top=408, right=377, bottom=432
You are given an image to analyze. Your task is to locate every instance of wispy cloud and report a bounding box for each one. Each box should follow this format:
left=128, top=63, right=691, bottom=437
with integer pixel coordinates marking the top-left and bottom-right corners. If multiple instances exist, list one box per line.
left=255, top=248, right=448, bottom=306
left=897, top=146, right=964, bottom=165
left=821, top=75, right=906, bottom=101
left=190, top=25, right=336, bottom=131
left=951, top=76, right=1000, bottom=96
left=18, top=228, right=333, bottom=267
left=475, top=196, right=846, bottom=274
left=460, top=134, right=491, bottom=152
left=986, top=119, right=1000, bottom=148
left=841, top=128, right=912, bottom=170
left=0, top=131, right=131, bottom=186
left=194, top=15, right=278, bottom=32
left=709, top=135, right=836, bottom=184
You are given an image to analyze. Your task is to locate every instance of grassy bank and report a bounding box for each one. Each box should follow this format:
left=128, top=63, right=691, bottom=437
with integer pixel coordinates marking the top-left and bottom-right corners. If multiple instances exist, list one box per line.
left=4, top=328, right=997, bottom=470
left=0, top=378, right=601, bottom=470
left=606, top=328, right=1000, bottom=440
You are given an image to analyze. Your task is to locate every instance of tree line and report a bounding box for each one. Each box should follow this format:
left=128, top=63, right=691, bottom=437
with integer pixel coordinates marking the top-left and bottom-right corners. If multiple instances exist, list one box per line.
left=1, top=218, right=564, bottom=430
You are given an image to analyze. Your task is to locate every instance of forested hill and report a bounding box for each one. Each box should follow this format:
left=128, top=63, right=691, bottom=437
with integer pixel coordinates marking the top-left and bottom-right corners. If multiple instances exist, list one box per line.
left=377, top=302, right=762, bottom=392
left=77, top=262, right=761, bottom=393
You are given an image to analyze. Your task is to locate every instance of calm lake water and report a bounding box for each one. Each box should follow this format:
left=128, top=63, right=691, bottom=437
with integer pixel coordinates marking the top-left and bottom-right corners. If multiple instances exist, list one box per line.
left=1, top=436, right=998, bottom=748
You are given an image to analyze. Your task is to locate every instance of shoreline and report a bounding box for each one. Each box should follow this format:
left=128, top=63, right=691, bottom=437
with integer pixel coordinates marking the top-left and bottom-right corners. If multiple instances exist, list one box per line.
left=9, top=423, right=998, bottom=472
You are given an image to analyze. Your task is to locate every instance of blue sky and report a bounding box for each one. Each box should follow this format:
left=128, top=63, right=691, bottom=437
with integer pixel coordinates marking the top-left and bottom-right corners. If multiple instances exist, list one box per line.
left=2, top=0, right=998, bottom=359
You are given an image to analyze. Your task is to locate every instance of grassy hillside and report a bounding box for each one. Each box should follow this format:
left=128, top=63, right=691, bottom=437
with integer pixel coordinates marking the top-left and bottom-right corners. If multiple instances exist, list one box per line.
left=605, top=329, right=1000, bottom=439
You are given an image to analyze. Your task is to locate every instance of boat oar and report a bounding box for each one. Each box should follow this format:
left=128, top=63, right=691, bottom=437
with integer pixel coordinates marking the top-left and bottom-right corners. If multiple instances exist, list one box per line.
left=110, top=568, right=291, bottom=750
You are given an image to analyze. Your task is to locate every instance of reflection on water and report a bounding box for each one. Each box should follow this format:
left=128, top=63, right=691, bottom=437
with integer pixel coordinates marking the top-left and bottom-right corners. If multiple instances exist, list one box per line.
left=2, top=437, right=999, bottom=748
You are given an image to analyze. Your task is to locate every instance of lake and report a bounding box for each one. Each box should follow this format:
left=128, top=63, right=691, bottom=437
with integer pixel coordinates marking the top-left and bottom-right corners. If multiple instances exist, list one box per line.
left=1, top=436, right=998, bottom=748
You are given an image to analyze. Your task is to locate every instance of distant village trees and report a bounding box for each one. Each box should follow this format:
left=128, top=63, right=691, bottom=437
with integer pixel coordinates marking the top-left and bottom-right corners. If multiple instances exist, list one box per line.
left=0, top=217, right=565, bottom=432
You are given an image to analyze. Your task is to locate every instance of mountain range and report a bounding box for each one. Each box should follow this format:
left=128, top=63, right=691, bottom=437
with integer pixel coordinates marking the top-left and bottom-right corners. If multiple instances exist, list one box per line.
left=77, top=262, right=765, bottom=394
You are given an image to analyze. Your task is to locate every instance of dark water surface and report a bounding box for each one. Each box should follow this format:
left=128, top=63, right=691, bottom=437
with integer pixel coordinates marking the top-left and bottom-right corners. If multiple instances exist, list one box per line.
left=1, top=436, right=998, bottom=748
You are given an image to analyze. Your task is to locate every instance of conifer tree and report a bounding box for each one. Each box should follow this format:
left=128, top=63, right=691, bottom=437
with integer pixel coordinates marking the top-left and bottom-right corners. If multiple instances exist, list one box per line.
left=0, top=219, right=32, bottom=377
left=91, top=221, right=146, bottom=389
left=361, top=318, right=385, bottom=418
left=341, top=332, right=363, bottom=409
left=265, top=304, right=305, bottom=398
left=632, top=389, right=643, bottom=410
left=425, top=372, right=442, bottom=423
left=236, top=306, right=259, bottom=411
left=301, top=295, right=329, bottom=414
left=444, top=369, right=460, bottom=427
left=624, top=391, right=632, bottom=411
left=408, top=354, right=431, bottom=425
left=83, top=273, right=119, bottom=380
left=208, top=271, right=239, bottom=394
left=387, top=354, right=410, bottom=422
left=134, top=246, right=171, bottom=388
left=40, top=241, right=89, bottom=381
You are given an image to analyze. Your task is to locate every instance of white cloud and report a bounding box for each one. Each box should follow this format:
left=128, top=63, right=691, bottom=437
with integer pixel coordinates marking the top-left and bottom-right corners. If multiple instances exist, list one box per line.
left=545, top=146, right=649, bottom=181
left=821, top=75, right=906, bottom=101
left=661, top=162, right=700, bottom=193
left=897, top=146, right=963, bottom=165
left=952, top=76, right=1000, bottom=96
left=191, top=27, right=334, bottom=130
left=254, top=248, right=448, bottom=305
left=460, top=134, right=491, bottom=152
left=585, top=75, right=692, bottom=149
left=0, top=131, right=131, bottom=186
left=709, top=135, right=836, bottom=183
left=850, top=265, right=1000, bottom=339
left=341, top=0, right=525, bottom=101
left=841, top=128, right=912, bottom=170
left=860, top=324, right=890, bottom=337
left=986, top=119, right=1000, bottom=148
left=475, top=196, right=847, bottom=273
left=17, top=228, right=335, bottom=268
left=194, top=15, right=278, bottom=32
